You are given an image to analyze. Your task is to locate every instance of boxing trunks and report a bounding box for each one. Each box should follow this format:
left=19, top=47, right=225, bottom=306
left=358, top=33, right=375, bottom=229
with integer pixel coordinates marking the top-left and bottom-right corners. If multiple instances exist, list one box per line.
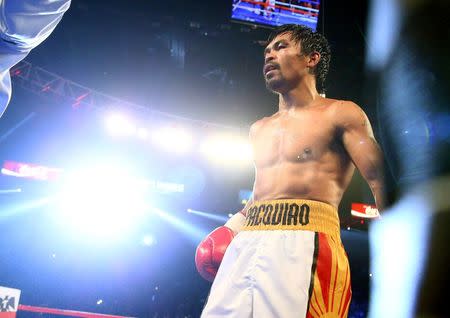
left=201, top=199, right=352, bottom=318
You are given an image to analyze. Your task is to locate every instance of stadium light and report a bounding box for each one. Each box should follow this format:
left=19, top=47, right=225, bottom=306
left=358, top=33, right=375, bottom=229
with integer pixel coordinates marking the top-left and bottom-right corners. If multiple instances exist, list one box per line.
left=200, top=134, right=252, bottom=165
left=56, top=165, right=149, bottom=241
left=136, top=127, right=150, bottom=140
left=104, top=113, right=137, bottom=137
left=142, top=234, right=156, bottom=246
left=151, top=125, right=193, bottom=154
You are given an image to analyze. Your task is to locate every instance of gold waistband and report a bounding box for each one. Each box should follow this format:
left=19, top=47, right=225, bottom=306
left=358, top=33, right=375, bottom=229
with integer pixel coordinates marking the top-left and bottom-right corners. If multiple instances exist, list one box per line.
left=242, top=199, right=340, bottom=238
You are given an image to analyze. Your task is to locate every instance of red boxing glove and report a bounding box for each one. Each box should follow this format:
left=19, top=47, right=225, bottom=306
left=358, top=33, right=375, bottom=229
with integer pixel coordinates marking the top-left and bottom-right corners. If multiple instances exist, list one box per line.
left=195, top=226, right=235, bottom=282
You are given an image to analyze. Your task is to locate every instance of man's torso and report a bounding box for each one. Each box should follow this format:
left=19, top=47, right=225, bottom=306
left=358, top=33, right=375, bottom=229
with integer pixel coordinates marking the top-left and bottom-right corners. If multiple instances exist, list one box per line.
left=251, top=98, right=355, bottom=208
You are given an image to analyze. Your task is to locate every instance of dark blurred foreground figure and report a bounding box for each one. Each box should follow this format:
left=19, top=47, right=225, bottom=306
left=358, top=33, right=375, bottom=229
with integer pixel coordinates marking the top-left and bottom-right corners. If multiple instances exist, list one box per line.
left=366, top=0, right=449, bottom=317
left=0, top=0, right=71, bottom=117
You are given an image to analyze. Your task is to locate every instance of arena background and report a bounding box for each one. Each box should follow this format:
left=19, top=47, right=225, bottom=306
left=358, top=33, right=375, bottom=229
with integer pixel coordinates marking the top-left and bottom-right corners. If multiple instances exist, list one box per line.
left=0, top=0, right=380, bottom=317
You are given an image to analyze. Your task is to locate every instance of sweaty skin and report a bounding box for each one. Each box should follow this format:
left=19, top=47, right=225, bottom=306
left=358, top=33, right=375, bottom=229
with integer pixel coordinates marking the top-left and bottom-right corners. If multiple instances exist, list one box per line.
left=250, top=98, right=384, bottom=209
left=240, top=32, right=384, bottom=215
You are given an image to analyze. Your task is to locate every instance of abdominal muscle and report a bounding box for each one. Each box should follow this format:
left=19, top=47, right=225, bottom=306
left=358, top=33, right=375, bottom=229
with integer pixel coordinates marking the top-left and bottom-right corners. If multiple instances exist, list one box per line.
left=252, top=160, right=354, bottom=209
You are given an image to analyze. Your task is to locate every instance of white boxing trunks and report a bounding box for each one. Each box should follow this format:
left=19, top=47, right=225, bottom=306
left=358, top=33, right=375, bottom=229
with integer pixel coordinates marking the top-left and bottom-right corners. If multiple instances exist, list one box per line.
left=201, top=199, right=352, bottom=318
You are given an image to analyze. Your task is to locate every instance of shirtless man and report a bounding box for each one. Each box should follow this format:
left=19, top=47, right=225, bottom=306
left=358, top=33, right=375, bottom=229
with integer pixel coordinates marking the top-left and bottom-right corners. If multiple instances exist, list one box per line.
left=196, top=24, right=384, bottom=318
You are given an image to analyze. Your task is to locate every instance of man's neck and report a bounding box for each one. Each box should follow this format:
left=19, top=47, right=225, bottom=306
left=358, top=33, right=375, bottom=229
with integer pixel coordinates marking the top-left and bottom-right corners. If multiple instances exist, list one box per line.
left=278, top=80, right=321, bottom=112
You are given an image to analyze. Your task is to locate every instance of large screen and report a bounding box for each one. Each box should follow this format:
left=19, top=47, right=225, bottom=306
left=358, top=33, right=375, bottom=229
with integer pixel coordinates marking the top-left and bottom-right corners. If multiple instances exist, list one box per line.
left=231, top=0, right=321, bottom=30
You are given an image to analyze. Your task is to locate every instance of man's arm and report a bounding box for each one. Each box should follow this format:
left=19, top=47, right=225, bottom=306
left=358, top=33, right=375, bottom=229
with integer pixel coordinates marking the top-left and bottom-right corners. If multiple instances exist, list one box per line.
left=337, top=101, right=385, bottom=211
left=0, top=0, right=71, bottom=51
left=0, top=0, right=71, bottom=116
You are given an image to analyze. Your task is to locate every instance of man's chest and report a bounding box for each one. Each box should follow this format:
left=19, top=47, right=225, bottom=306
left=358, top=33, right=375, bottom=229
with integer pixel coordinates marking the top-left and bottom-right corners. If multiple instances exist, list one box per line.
left=252, top=114, right=338, bottom=165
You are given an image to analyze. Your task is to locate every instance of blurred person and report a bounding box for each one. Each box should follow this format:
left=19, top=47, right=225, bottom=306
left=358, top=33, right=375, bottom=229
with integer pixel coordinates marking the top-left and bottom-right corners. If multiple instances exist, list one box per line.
left=365, top=0, right=450, bottom=317
left=262, top=0, right=277, bottom=19
left=196, top=24, right=385, bottom=317
left=0, top=0, right=71, bottom=117
left=250, top=0, right=265, bottom=16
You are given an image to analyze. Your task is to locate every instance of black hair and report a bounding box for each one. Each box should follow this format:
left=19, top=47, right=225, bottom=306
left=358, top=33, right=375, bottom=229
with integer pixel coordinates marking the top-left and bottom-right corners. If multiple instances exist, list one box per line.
left=267, top=24, right=331, bottom=94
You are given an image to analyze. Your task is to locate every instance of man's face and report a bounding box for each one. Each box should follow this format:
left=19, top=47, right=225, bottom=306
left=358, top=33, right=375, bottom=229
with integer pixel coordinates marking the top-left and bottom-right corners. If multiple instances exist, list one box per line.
left=263, top=32, right=308, bottom=92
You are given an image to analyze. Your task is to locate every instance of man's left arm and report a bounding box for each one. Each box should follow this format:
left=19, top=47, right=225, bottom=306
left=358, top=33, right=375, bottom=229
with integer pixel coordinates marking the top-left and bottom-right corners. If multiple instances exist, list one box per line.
left=338, top=101, right=385, bottom=212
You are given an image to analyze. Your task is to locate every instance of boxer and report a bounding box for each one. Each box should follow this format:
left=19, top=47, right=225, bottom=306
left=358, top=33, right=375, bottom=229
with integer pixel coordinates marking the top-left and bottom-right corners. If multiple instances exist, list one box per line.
left=197, top=24, right=385, bottom=317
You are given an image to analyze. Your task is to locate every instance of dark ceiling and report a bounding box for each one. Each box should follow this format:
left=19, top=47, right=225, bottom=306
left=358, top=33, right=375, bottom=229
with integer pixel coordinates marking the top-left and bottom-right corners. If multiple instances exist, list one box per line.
left=23, top=0, right=371, bottom=127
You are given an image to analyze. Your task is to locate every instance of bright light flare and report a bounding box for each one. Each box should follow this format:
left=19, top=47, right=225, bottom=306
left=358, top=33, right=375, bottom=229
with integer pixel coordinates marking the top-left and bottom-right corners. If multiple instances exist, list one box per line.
left=200, top=134, right=252, bottom=164
left=151, top=126, right=193, bottom=154
left=142, top=234, right=156, bottom=246
left=136, top=127, right=150, bottom=140
left=56, top=166, right=149, bottom=240
left=105, top=113, right=137, bottom=137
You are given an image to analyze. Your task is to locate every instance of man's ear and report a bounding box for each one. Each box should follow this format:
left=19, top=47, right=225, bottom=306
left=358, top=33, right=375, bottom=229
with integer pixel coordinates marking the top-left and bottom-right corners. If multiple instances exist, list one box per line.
left=307, top=51, right=321, bottom=70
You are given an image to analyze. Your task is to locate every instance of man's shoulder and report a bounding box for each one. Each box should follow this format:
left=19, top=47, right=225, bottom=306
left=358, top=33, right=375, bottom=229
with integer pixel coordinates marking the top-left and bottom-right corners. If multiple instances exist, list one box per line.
left=324, top=98, right=361, bottom=112
left=326, top=99, right=371, bottom=131
left=250, top=114, right=275, bottom=132
left=325, top=99, right=367, bottom=121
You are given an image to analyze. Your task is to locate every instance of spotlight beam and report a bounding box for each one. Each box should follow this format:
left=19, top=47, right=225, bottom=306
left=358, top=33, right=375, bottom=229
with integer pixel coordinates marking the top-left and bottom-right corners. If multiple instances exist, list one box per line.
left=187, top=209, right=229, bottom=223
left=0, top=197, right=52, bottom=223
left=0, top=188, right=22, bottom=194
left=151, top=207, right=207, bottom=242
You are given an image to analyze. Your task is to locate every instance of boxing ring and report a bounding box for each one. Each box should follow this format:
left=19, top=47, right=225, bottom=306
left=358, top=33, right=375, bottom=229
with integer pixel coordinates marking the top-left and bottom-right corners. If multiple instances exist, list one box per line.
left=1, top=286, right=134, bottom=318
left=17, top=305, right=133, bottom=318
